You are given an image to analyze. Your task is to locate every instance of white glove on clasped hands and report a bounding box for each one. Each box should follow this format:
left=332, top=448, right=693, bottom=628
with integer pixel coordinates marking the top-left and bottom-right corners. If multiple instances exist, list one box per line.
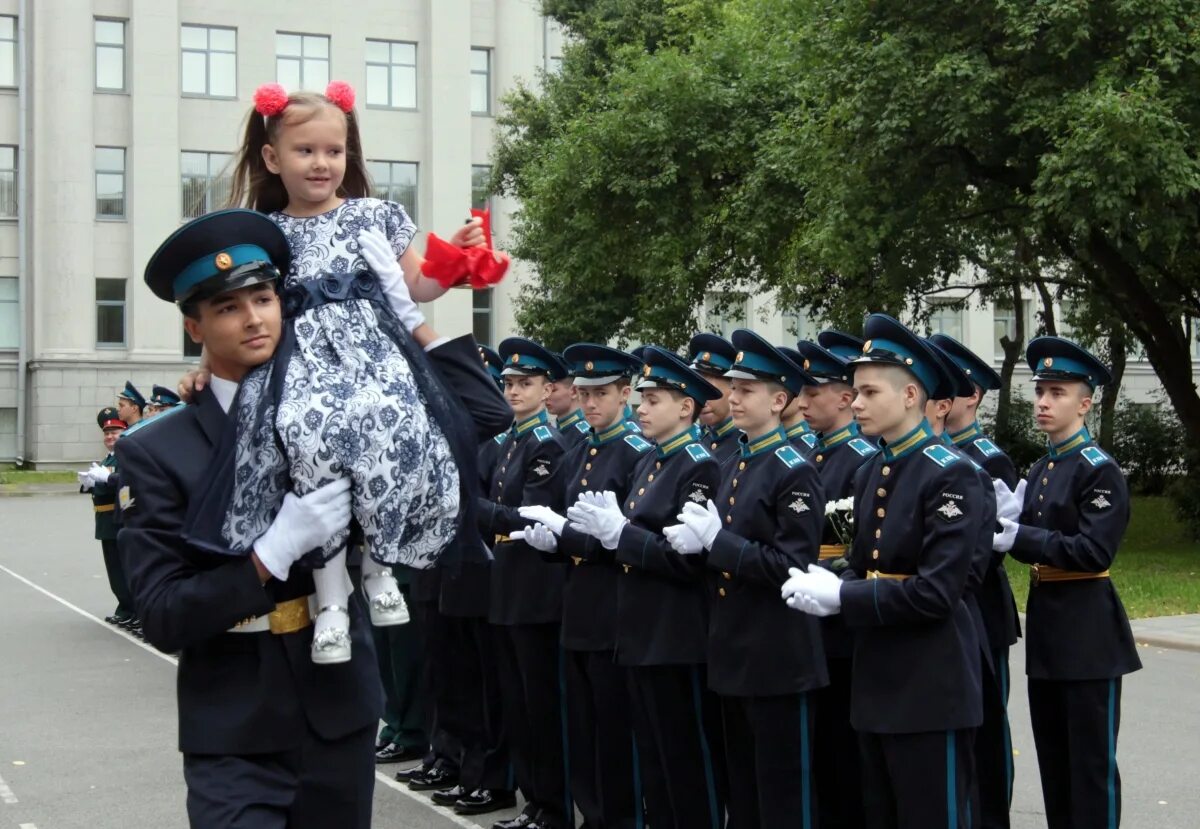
left=663, top=523, right=704, bottom=556
left=993, top=516, right=1018, bottom=553
left=254, top=478, right=353, bottom=581
left=358, top=228, right=425, bottom=333
left=89, top=463, right=112, bottom=484
left=565, top=490, right=628, bottom=550
left=77, top=469, right=95, bottom=490
left=510, top=522, right=558, bottom=552
left=518, top=505, right=568, bottom=536
left=677, top=500, right=721, bottom=550
left=992, top=479, right=1026, bottom=524
left=781, top=564, right=843, bottom=617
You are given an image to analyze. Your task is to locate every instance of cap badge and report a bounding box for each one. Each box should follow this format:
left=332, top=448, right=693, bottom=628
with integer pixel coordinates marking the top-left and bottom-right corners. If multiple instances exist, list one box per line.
left=702, top=351, right=711, bottom=362
left=803, top=359, right=811, bottom=370
left=585, top=361, right=594, bottom=372
left=904, top=358, right=914, bottom=366
left=862, top=340, right=873, bottom=353
left=511, top=354, right=520, bottom=364
left=643, top=364, right=652, bottom=377
left=1043, top=357, right=1054, bottom=368
left=736, top=351, right=745, bottom=362
left=214, top=251, right=234, bottom=271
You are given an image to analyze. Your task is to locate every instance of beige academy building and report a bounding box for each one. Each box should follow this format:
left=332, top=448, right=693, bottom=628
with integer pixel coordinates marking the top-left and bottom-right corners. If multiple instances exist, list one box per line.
left=0, top=2, right=1181, bottom=465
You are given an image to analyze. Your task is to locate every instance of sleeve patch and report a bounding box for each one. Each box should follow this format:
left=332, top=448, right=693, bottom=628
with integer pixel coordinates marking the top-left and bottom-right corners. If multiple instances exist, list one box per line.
left=686, top=480, right=712, bottom=504
left=973, top=437, right=1001, bottom=458
left=922, top=444, right=960, bottom=468
left=533, top=425, right=554, bottom=443
left=775, top=445, right=805, bottom=468
left=624, top=434, right=653, bottom=453
left=935, top=493, right=965, bottom=522
left=1086, top=489, right=1114, bottom=510
left=849, top=437, right=878, bottom=457
left=118, top=485, right=135, bottom=512
left=1082, top=446, right=1111, bottom=466
left=531, top=458, right=553, bottom=478
left=686, top=443, right=712, bottom=463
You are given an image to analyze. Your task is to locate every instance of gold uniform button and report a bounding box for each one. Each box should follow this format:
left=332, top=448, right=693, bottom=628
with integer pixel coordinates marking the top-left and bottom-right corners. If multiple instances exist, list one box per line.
left=722, top=571, right=732, bottom=581
left=729, top=497, right=736, bottom=505
left=1048, top=462, right=1055, bottom=470
left=875, top=528, right=882, bottom=539
left=815, top=454, right=824, bottom=463
left=1038, top=495, right=1044, bottom=501
left=718, top=587, right=727, bottom=597
left=648, top=474, right=655, bottom=482
left=638, top=488, right=646, bottom=496
left=628, top=501, right=636, bottom=509
left=585, top=463, right=593, bottom=470
left=500, top=466, right=506, bottom=473
left=872, top=549, right=879, bottom=560
left=590, top=448, right=598, bottom=456
left=876, top=507, right=886, bottom=518
left=656, top=462, right=662, bottom=470
left=711, top=443, right=718, bottom=450
left=1037, top=511, right=1042, bottom=517
left=581, top=479, right=588, bottom=486
left=882, top=466, right=891, bottom=476
left=1042, top=477, right=1049, bottom=485
left=876, top=488, right=886, bottom=497
left=623, top=565, right=631, bottom=573
left=739, top=462, right=747, bottom=470
left=725, top=516, right=732, bottom=524
left=732, top=479, right=738, bottom=488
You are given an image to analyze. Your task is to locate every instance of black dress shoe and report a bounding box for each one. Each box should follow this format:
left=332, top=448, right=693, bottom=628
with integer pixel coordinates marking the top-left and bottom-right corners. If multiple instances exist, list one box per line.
left=453, top=788, right=518, bottom=816
left=407, top=764, right=459, bottom=791
left=486, top=807, right=534, bottom=827
left=393, top=762, right=432, bottom=783
left=375, top=742, right=425, bottom=763
left=430, top=784, right=470, bottom=807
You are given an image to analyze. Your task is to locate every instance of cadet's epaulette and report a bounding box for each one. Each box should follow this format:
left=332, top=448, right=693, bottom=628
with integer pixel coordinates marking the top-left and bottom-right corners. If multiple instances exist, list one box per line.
left=533, top=425, right=554, bottom=443
left=122, top=404, right=188, bottom=437
left=1081, top=446, right=1111, bottom=466
left=686, top=443, right=712, bottom=463
left=922, top=444, right=960, bottom=468
left=775, top=445, right=805, bottom=468
left=849, top=437, right=878, bottom=457
left=801, top=432, right=818, bottom=449
left=625, top=420, right=643, bottom=433
left=624, top=434, right=653, bottom=453
left=493, top=432, right=508, bottom=445
left=972, top=437, right=1002, bottom=458
left=573, top=420, right=591, bottom=434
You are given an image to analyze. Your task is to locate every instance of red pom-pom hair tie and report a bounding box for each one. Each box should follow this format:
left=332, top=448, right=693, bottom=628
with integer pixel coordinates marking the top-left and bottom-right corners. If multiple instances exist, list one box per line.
left=325, top=81, right=356, bottom=112
left=253, top=83, right=289, bottom=117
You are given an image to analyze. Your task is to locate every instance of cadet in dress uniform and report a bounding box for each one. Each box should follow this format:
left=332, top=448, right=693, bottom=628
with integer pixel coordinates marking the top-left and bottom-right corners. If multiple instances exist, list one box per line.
left=546, top=351, right=591, bottom=449
left=116, top=380, right=145, bottom=428
left=687, top=333, right=741, bottom=467
left=817, top=329, right=865, bottom=361
left=930, top=332, right=1022, bottom=829
left=779, top=346, right=820, bottom=456
left=516, top=344, right=651, bottom=829
left=145, top=385, right=183, bottom=417
left=795, top=338, right=879, bottom=829
left=784, top=314, right=985, bottom=829
left=670, top=329, right=827, bottom=829
left=993, top=337, right=1141, bottom=829
left=564, top=347, right=725, bottom=829
left=476, top=337, right=572, bottom=829
left=80, top=408, right=136, bottom=628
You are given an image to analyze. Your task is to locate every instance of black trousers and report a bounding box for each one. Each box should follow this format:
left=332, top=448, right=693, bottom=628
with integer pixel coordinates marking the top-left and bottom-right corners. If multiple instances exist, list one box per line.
left=183, top=723, right=375, bottom=829
left=721, top=692, right=817, bottom=829
left=493, top=622, right=571, bottom=828
left=814, top=655, right=865, bottom=829
left=975, top=647, right=1014, bottom=829
left=372, top=582, right=431, bottom=753
left=101, top=538, right=134, bottom=616
left=627, top=664, right=724, bottom=829
left=1028, top=677, right=1123, bottom=829
left=442, top=614, right=512, bottom=791
left=564, top=649, right=640, bottom=829
left=858, top=728, right=975, bottom=829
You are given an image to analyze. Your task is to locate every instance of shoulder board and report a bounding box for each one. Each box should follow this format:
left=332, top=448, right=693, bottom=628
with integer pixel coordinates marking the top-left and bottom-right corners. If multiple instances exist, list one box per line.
left=922, top=444, right=960, bottom=468
left=686, top=443, right=712, bottom=463
left=493, top=432, right=508, bottom=445
left=1081, top=446, right=1111, bottom=466
left=848, top=437, right=878, bottom=457
left=624, top=434, right=653, bottom=453
left=123, top=405, right=189, bottom=437
left=801, top=432, right=818, bottom=449
left=625, top=419, right=643, bottom=433
left=972, top=437, right=1001, bottom=458
left=574, top=420, right=591, bottom=434
left=775, top=445, right=805, bottom=468
left=533, top=425, right=554, bottom=443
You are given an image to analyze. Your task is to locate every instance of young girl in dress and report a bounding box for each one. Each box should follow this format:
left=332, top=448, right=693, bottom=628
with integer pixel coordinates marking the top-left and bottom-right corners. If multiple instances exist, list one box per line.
left=205, top=81, right=502, bottom=665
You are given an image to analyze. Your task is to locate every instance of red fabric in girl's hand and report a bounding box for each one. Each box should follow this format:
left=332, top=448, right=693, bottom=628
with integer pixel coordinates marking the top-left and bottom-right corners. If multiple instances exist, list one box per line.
left=420, top=208, right=510, bottom=290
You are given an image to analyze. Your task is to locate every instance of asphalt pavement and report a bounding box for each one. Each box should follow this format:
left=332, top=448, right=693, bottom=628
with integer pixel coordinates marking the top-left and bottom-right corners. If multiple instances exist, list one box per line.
left=1, top=494, right=1197, bottom=828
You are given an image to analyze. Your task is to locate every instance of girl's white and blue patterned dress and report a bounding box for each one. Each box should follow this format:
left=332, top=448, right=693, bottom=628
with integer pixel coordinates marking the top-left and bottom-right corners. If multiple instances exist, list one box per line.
left=210, top=198, right=462, bottom=568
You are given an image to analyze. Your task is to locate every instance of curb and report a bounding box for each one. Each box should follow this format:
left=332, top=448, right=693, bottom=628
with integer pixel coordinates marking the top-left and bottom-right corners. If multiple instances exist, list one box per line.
left=1132, top=633, right=1200, bottom=654
left=0, top=487, right=80, bottom=498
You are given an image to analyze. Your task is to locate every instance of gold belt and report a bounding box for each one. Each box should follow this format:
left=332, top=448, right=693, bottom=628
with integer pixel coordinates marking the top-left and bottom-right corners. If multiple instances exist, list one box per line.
left=1031, top=565, right=1110, bottom=585
left=230, top=595, right=314, bottom=635
left=495, top=534, right=511, bottom=545
left=94, top=503, right=115, bottom=513
left=866, top=570, right=910, bottom=581
left=818, top=544, right=848, bottom=561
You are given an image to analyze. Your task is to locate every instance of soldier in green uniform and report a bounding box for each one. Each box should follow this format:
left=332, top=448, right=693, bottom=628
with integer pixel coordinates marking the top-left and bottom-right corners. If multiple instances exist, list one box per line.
left=79, top=408, right=135, bottom=629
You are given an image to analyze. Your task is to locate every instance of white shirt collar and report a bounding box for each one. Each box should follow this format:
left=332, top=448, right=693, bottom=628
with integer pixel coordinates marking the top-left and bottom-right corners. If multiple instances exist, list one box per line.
left=209, top=375, right=238, bottom=414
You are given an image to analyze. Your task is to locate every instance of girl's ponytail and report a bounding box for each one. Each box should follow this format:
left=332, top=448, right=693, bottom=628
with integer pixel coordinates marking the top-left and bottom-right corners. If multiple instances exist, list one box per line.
left=227, top=107, right=289, bottom=213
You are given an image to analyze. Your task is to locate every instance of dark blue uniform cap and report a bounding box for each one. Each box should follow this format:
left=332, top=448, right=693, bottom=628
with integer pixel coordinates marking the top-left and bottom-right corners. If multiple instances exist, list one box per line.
left=546, top=352, right=572, bottom=383
left=924, top=338, right=975, bottom=400
left=795, top=340, right=851, bottom=384
left=687, top=333, right=737, bottom=376
left=562, top=343, right=641, bottom=386
left=479, top=345, right=504, bottom=386
left=928, top=333, right=1002, bottom=392
left=726, top=329, right=816, bottom=395
left=638, top=346, right=721, bottom=403
left=629, top=345, right=649, bottom=362
left=144, top=208, right=291, bottom=304
left=498, top=337, right=558, bottom=378
left=849, top=314, right=954, bottom=399
left=817, top=329, right=865, bottom=361
left=117, top=381, right=146, bottom=409
left=1027, top=336, right=1112, bottom=388
left=150, top=384, right=182, bottom=408
left=97, top=406, right=126, bottom=431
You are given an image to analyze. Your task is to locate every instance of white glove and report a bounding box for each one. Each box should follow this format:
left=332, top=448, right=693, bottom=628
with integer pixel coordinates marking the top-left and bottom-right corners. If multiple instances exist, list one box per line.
left=677, top=500, right=721, bottom=550
left=518, top=505, right=568, bottom=536
left=77, top=470, right=95, bottom=491
left=510, top=522, right=558, bottom=552
left=576, top=490, right=621, bottom=511
left=664, top=523, right=704, bottom=556
left=565, top=492, right=628, bottom=550
left=88, top=463, right=112, bottom=484
left=993, top=479, right=1026, bottom=523
left=993, top=516, right=1018, bottom=553
left=358, top=228, right=425, bottom=333
left=254, top=478, right=353, bottom=581
left=781, top=564, right=843, bottom=616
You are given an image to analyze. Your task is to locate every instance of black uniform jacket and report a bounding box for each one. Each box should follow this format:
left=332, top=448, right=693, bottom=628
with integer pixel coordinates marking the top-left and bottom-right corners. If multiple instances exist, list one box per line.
left=1009, top=429, right=1142, bottom=681
left=477, top=409, right=568, bottom=626
left=440, top=436, right=504, bottom=619
left=88, top=453, right=120, bottom=541
left=706, top=427, right=829, bottom=697
left=786, top=421, right=820, bottom=459
left=704, top=417, right=741, bottom=469
left=557, top=408, right=592, bottom=449
left=551, top=419, right=654, bottom=651
left=614, top=425, right=721, bottom=667
left=840, top=421, right=984, bottom=734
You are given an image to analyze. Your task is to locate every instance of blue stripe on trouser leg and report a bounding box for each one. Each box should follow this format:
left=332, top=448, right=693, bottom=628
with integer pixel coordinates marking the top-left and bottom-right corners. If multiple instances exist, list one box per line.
left=946, top=731, right=957, bottom=829
left=558, top=646, right=573, bottom=821
left=800, top=693, right=812, bottom=829
left=632, top=733, right=644, bottom=829
left=1107, top=679, right=1117, bottom=829
left=690, top=667, right=720, bottom=829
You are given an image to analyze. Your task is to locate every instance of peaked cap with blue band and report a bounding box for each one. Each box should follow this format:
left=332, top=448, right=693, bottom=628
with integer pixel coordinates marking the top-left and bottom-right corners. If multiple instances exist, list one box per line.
left=638, top=346, right=721, bottom=403
left=543, top=352, right=571, bottom=383
left=563, top=343, right=641, bottom=386
left=817, top=329, right=865, bottom=361
left=849, top=314, right=954, bottom=400
left=924, top=338, right=975, bottom=400
left=479, top=345, right=504, bottom=386
left=629, top=345, right=649, bottom=363
left=928, top=333, right=1002, bottom=392
left=1027, top=336, right=1112, bottom=388
left=117, top=381, right=146, bottom=409
left=144, top=208, right=291, bottom=304
left=795, top=339, right=851, bottom=383
left=498, top=337, right=558, bottom=377
left=150, top=384, right=183, bottom=408
left=726, top=329, right=815, bottom=395
left=687, top=333, right=737, bottom=376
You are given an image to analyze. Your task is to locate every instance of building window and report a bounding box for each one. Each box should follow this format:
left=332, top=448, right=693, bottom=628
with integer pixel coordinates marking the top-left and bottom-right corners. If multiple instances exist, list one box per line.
left=992, top=299, right=1032, bottom=359
left=705, top=293, right=748, bottom=339
left=782, top=311, right=823, bottom=343
left=0, top=15, right=15, bottom=89
left=368, top=160, right=418, bottom=224
left=0, top=146, right=15, bottom=218
left=95, top=147, right=126, bottom=219
left=95, top=19, right=126, bottom=91
left=365, top=39, right=416, bottom=109
left=926, top=300, right=964, bottom=342
left=471, top=165, right=492, bottom=212
left=277, top=32, right=329, bottom=92
left=473, top=288, right=494, bottom=347
left=470, top=48, right=491, bottom=115
left=96, top=279, right=126, bottom=347
left=183, top=329, right=204, bottom=359
left=181, top=25, right=236, bottom=98
left=0, top=277, right=17, bottom=349
left=181, top=151, right=233, bottom=219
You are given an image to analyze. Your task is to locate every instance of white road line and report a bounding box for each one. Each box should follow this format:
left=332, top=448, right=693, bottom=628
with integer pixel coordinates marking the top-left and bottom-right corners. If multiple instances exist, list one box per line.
left=20, top=823, right=38, bottom=828
left=0, top=562, right=486, bottom=828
